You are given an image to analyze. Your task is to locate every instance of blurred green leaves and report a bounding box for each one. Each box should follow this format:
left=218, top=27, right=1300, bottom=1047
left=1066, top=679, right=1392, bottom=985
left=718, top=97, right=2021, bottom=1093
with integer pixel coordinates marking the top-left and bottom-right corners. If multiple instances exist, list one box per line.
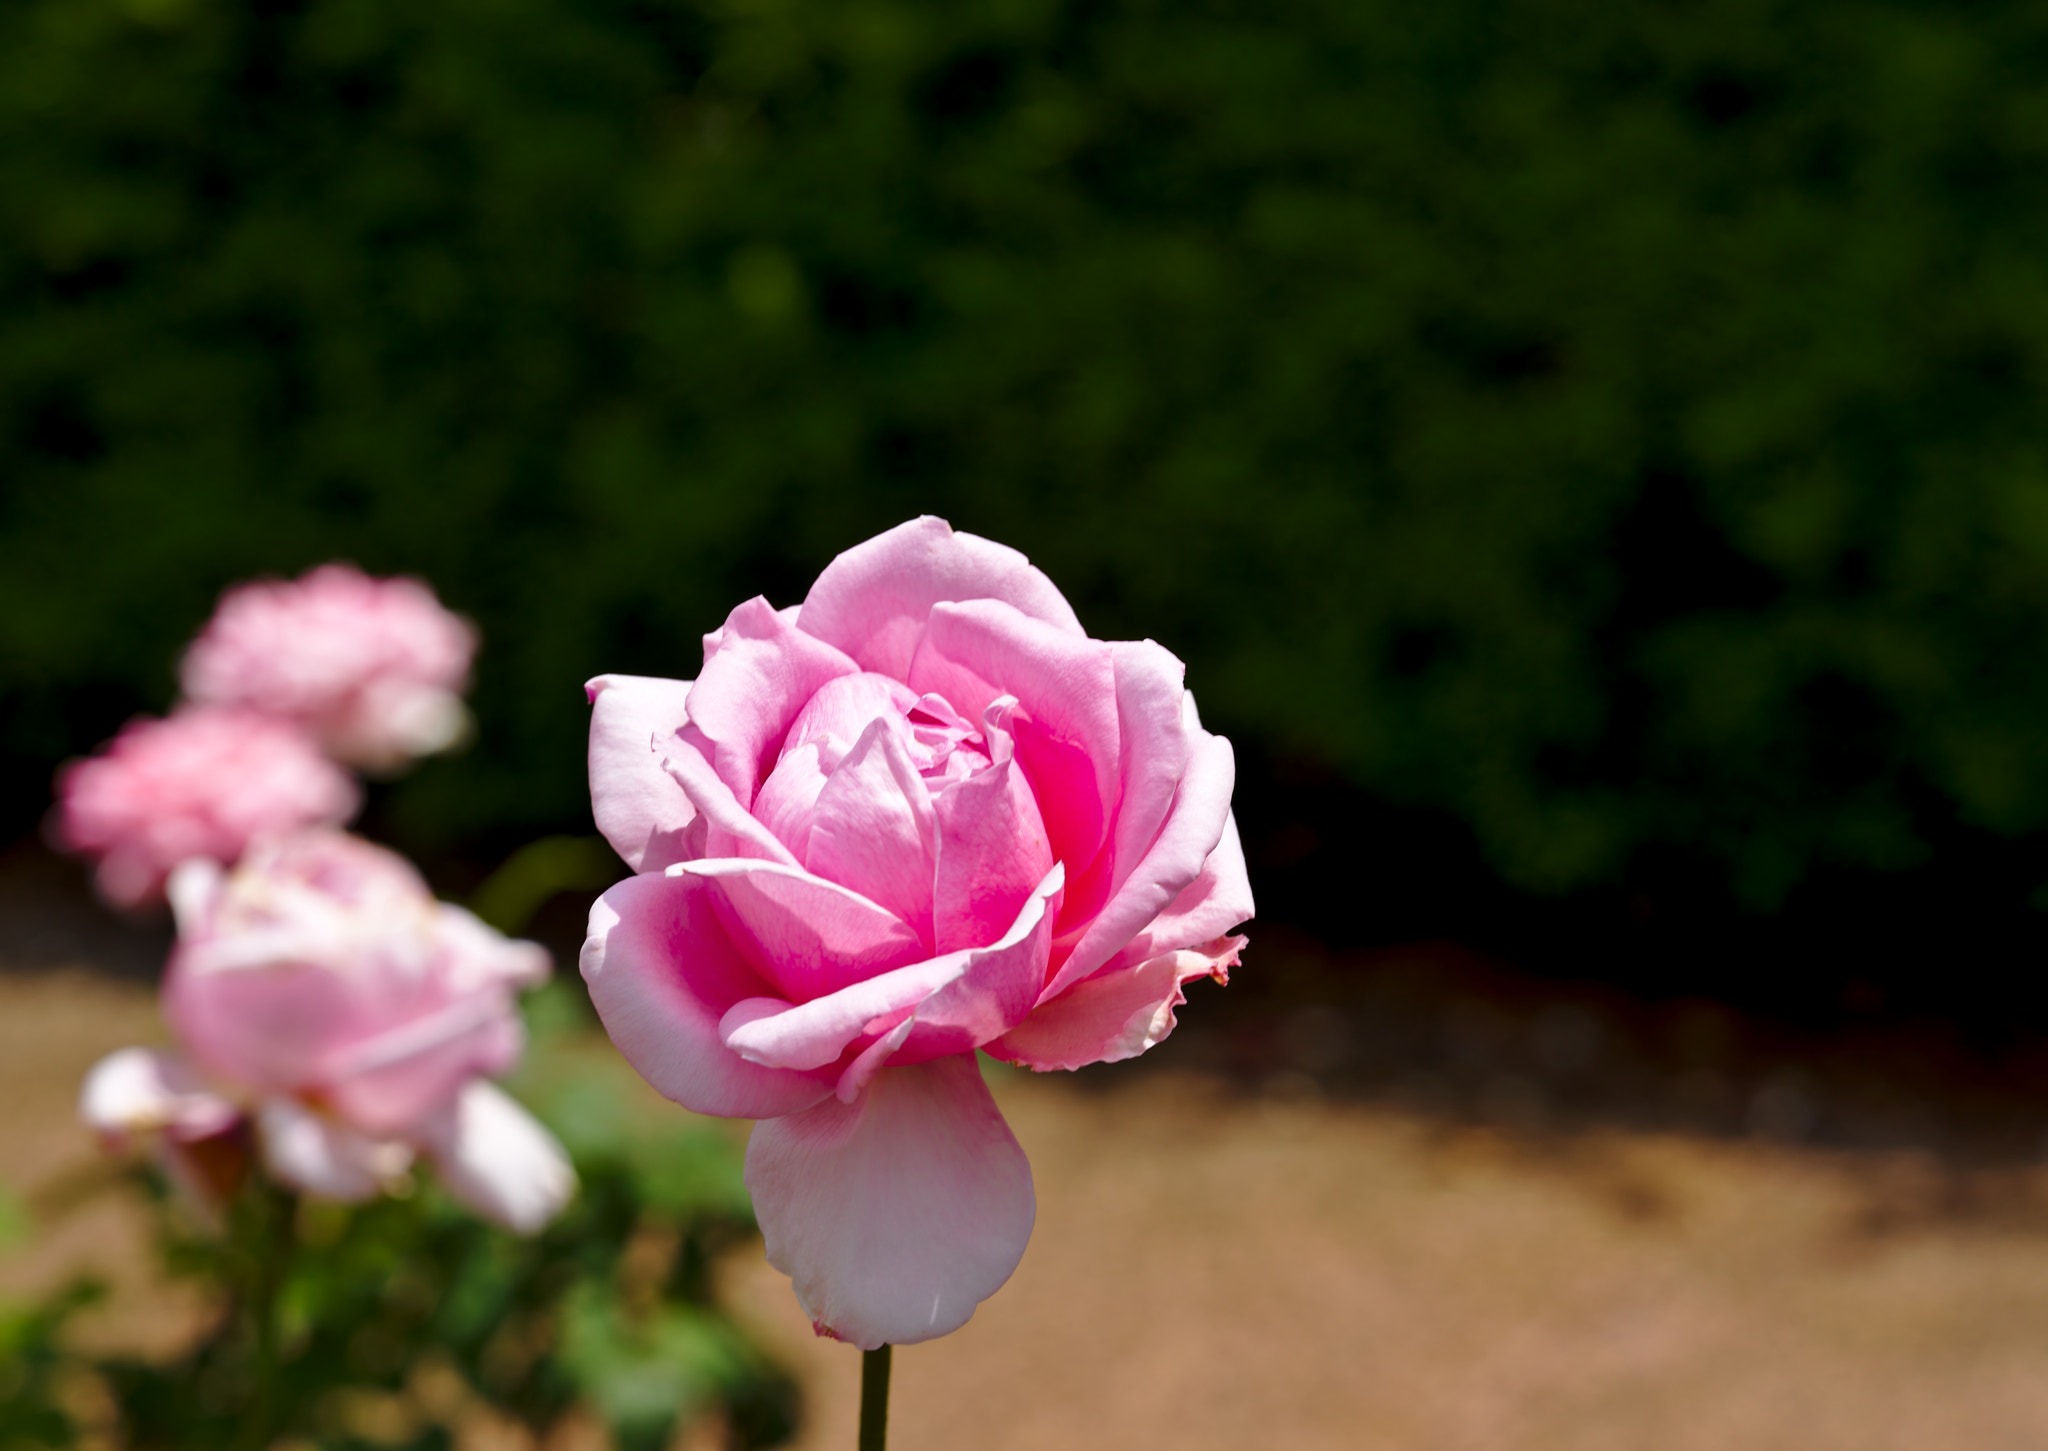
left=7, top=0, right=2048, bottom=905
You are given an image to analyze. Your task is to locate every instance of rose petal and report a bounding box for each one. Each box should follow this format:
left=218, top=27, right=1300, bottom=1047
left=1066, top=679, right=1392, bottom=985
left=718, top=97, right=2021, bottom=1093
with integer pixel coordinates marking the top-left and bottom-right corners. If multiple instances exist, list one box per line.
left=661, top=738, right=803, bottom=867
left=745, top=1053, right=1035, bottom=1349
left=784, top=673, right=922, bottom=756
left=587, top=674, right=699, bottom=872
left=909, top=600, right=1122, bottom=885
left=581, top=872, right=833, bottom=1119
left=418, top=1081, right=576, bottom=1233
left=683, top=857, right=929, bottom=1003
left=683, top=598, right=859, bottom=809
left=753, top=741, right=833, bottom=859
left=1046, top=700, right=1237, bottom=998
left=1103, top=812, right=1254, bottom=970
left=994, top=935, right=1244, bottom=1071
left=256, top=1096, right=411, bottom=1201
left=797, top=516, right=1083, bottom=679
left=720, top=864, right=1062, bottom=1073
left=79, top=1046, right=240, bottom=1147
left=931, top=705, right=1054, bottom=954
left=315, top=983, right=529, bottom=1139
left=1101, top=640, right=1192, bottom=896
left=804, top=717, right=938, bottom=942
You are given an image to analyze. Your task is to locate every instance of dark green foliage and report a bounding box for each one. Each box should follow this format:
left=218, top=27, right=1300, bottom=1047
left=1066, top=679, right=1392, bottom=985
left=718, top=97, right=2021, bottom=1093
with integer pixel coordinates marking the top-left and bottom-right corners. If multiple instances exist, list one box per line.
left=7, top=0, right=2048, bottom=905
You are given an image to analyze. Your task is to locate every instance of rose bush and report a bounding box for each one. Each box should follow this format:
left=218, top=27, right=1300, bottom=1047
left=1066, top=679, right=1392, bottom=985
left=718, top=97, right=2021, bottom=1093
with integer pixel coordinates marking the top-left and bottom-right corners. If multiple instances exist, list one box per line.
left=181, top=563, right=477, bottom=770
left=83, top=828, right=574, bottom=1232
left=55, top=707, right=360, bottom=909
left=581, top=516, right=1251, bottom=1347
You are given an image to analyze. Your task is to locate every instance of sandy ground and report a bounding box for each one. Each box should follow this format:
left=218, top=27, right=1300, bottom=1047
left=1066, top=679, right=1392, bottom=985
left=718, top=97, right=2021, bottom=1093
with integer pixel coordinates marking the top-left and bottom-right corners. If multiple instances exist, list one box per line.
left=9, top=969, right=2048, bottom=1449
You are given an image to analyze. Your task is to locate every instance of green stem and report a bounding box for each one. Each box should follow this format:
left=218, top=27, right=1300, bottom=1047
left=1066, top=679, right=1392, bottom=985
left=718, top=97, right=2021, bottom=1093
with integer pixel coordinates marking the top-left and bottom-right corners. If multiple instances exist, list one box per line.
left=857, top=1344, right=892, bottom=1451
left=233, top=1185, right=298, bottom=1451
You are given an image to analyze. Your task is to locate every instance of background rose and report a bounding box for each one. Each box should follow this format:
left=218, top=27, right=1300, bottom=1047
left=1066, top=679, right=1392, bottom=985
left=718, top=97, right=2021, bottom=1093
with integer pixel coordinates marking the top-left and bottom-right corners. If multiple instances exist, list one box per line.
left=582, top=516, right=1251, bottom=1347
left=83, top=828, right=574, bottom=1232
left=55, top=707, right=360, bottom=909
left=181, top=563, right=478, bottom=771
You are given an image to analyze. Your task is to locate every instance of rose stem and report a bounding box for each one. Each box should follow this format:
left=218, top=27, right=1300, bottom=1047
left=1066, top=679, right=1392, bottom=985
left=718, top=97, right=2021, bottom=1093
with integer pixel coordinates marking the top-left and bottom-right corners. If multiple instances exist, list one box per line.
left=858, top=1344, right=892, bottom=1451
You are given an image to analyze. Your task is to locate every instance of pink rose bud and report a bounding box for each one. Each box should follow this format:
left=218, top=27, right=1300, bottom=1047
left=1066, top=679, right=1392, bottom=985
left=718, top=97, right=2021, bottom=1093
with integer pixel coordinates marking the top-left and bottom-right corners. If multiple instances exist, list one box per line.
left=55, top=707, right=360, bottom=909
left=581, top=516, right=1252, bottom=1348
left=181, top=563, right=478, bottom=771
left=84, top=828, right=577, bottom=1231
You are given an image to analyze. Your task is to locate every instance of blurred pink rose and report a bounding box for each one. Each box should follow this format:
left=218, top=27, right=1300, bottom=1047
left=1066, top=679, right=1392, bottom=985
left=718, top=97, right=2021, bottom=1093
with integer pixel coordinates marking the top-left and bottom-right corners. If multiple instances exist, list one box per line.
left=581, top=516, right=1251, bottom=1348
left=82, top=829, right=574, bottom=1232
left=56, top=708, right=360, bottom=909
left=181, top=563, right=478, bottom=770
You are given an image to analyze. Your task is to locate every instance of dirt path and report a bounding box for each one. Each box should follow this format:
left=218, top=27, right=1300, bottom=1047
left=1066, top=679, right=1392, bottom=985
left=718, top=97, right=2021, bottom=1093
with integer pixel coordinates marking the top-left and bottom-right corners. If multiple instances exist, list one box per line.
left=9, top=971, right=2048, bottom=1450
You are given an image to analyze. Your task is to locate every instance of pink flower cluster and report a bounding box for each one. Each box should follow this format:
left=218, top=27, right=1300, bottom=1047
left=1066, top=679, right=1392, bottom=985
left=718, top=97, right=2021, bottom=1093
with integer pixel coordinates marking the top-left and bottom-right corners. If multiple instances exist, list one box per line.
left=55, top=564, right=475, bottom=908
left=63, top=565, right=569, bottom=1231
left=581, top=518, right=1251, bottom=1347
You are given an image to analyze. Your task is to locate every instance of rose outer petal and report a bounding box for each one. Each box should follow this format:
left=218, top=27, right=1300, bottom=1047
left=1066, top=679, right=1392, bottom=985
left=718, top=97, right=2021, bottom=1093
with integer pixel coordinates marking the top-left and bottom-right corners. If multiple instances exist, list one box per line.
left=994, top=935, right=1245, bottom=1072
left=720, top=863, right=1063, bottom=1075
left=582, top=872, right=834, bottom=1120
left=797, top=516, right=1084, bottom=680
left=1103, top=811, right=1255, bottom=972
left=587, top=674, right=698, bottom=872
left=745, top=1052, right=1035, bottom=1350
left=1045, top=702, right=1238, bottom=999
left=418, top=1080, right=576, bottom=1233
left=256, top=1097, right=410, bottom=1202
left=682, top=858, right=928, bottom=1002
left=79, top=1046, right=240, bottom=1147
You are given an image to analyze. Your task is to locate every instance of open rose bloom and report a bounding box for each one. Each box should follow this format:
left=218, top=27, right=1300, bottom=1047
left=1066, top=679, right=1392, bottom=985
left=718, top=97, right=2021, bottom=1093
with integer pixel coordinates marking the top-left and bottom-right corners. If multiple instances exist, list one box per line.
left=582, top=517, right=1251, bottom=1348
left=55, top=707, right=360, bottom=909
left=181, top=564, right=478, bottom=771
left=82, top=829, right=574, bottom=1233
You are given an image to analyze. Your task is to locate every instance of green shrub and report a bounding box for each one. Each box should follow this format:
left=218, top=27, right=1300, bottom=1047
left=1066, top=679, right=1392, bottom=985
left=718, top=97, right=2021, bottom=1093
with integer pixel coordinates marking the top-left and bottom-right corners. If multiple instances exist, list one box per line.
left=7, top=0, right=2048, bottom=906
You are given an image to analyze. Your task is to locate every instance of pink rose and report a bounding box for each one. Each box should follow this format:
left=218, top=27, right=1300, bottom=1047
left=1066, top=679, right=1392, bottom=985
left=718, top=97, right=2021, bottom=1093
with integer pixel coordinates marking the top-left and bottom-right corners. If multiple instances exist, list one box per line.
left=82, top=828, right=574, bottom=1232
left=581, top=516, right=1251, bottom=1347
left=181, top=563, right=478, bottom=770
left=56, top=707, right=360, bottom=909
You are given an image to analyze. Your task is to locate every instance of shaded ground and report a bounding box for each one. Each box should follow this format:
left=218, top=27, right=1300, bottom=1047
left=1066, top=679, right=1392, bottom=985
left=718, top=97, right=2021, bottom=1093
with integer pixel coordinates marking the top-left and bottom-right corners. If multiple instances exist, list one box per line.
left=11, top=842, right=2048, bottom=1448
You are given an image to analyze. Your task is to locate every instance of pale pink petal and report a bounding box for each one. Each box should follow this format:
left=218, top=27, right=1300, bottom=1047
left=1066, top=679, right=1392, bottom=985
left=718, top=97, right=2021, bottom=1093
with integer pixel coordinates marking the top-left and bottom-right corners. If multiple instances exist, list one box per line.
left=745, top=1053, right=1035, bottom=1349
left=168, top=946, right=532, bottom=1140
left=804, top=718, right=937, bottom=942
left=79, top=1047, right=240, bottom=1147
left=994, top=935, right=1244, bottom=1072
left=720, top=865, right=1061, bottom=1073
left=930, top=703, right=1055, bottom=954
left=909, top=600, right=1121, bottom=886
left=1046, top=704, right=1236, bottom=998
left=256, top=1096, right=411, bottom=1201
left=784, top=673, right=922, bottom=755
left=682, top=598, right=859, bottom=808
left=586, top=674, right=699, bottom=872
left=682, top=858, right=926, bottom=1001
left=417, top=1081, right=576, bottom=1233
left=797, top=516, right=1083, bottom=679
left=753, top=741, right=833, bottom=859
left=1100, top=640, right=1192, bottom=898
left=581, top=872, right=834, bottom=1119
left=661, top=740, right=802, bottom=866
left=317, top=992, right=528, bottom=1139
left=1104, top=812, right=1254, bottom=970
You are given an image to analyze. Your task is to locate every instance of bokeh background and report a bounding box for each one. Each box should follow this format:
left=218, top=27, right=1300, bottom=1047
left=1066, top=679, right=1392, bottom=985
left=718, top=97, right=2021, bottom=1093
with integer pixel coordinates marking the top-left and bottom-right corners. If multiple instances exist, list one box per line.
left=14, top=0, right=2048, bottom=1445
left=13, top=0, right=2048, bottom=1021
